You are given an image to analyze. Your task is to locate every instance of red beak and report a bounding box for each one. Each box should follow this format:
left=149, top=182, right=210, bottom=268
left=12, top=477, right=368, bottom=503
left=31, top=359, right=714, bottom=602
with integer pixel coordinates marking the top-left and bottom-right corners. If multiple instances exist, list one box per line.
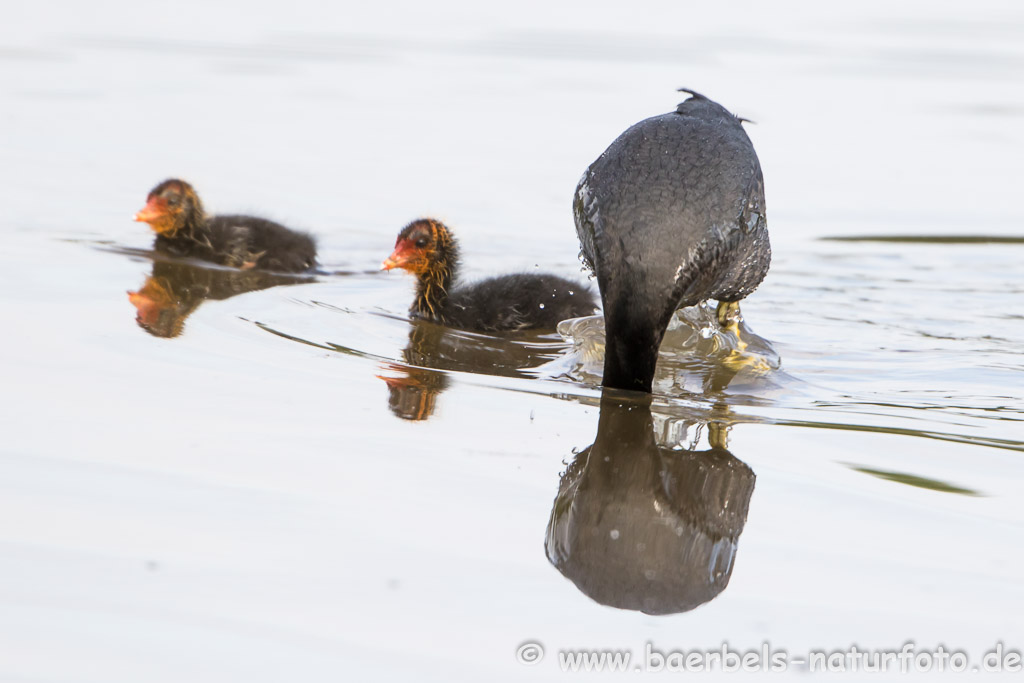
left=133, top=197, right=164, bottom=223
left=381, top=242, right=412, bottom=271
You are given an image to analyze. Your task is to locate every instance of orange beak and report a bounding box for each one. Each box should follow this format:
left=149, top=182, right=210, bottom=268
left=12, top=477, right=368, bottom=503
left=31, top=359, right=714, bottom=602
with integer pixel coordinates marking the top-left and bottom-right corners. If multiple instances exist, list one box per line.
left=376, top=371, right=412, bottom=389
left=381, top=242, right=412, bottom=271
left=133, top=197, right=164, bottom=223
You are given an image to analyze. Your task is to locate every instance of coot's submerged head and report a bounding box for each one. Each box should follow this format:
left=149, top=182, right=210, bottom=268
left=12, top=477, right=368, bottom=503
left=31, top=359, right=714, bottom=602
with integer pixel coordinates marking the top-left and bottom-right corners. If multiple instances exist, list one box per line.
left=134, top=178, right=203, bottom=236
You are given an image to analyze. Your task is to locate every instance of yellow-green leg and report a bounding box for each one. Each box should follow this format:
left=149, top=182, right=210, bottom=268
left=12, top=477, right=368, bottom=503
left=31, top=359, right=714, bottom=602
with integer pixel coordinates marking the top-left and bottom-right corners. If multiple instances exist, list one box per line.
left=715, top=300, right=747, bottom=352
left=708, top=421, right=730, bottom=450
left=715, top=300, right=739, bottom=327
left=715, top=300, right=771, bottom=373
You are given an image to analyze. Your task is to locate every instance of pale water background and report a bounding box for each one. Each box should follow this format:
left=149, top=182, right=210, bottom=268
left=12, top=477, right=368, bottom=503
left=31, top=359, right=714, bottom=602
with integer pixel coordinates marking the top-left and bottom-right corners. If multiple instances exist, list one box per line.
left=1, top=1, right=1023, bottom=680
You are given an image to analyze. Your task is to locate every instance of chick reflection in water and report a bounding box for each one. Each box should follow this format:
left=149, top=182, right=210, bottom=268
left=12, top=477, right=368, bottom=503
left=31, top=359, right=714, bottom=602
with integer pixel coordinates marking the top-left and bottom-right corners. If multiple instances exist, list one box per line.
left=546, top=395, right=755, bottom=615
left=379, top=324, right=451, bottom=421
left=378, top=321, right=578, bottom=421
left=127, top=259, right=309, bottom=338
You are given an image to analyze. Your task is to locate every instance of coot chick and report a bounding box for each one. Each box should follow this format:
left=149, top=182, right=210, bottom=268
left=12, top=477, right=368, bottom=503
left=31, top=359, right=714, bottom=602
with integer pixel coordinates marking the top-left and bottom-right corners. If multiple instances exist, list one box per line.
left=381, top=218, right=597, bottom=332
left=134, top=178, right=317, bottom=273
left=574, top=89, right=770, bottom=392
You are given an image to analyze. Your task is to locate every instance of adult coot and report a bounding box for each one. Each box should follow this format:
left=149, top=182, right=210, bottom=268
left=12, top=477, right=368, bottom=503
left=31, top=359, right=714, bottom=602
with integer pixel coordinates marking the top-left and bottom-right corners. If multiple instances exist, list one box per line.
left=573, top=89, right=770, bottom=392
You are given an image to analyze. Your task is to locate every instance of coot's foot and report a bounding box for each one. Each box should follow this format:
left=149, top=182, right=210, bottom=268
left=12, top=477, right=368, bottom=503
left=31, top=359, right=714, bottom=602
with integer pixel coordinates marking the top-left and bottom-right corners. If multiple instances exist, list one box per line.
left=708, top=421, right=730, bottom=450
left=716, top=300, right=772, bottom=373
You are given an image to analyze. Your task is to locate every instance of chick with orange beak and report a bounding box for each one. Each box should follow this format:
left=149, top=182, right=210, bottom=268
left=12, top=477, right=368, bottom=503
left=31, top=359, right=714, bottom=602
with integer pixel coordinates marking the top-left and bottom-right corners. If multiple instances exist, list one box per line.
left=383, top=218, right=597, bottom=332
left=134, top=178, right=317, bottom=273
left=134, top=179, right=201, bottom=237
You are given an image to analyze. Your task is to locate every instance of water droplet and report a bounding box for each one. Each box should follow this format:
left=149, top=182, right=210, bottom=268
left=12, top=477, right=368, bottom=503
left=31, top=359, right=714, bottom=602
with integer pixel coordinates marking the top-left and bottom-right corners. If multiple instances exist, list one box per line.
left=539, top=303, right=545, bottom=309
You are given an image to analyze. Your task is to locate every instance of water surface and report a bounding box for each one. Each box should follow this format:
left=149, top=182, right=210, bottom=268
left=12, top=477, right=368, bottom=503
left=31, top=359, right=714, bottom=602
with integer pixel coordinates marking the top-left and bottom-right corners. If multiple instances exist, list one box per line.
left=1, top=1, right=1022, bottom=680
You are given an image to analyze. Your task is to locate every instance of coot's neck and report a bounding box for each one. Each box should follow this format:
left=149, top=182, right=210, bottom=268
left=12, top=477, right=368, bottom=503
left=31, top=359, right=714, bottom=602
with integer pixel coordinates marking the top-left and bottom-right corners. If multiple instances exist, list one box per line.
left=412, top=229, right=460, bottom=322
left=601, top=298, right=672, bottom=393
left=603, top=334, right=660, bottom=393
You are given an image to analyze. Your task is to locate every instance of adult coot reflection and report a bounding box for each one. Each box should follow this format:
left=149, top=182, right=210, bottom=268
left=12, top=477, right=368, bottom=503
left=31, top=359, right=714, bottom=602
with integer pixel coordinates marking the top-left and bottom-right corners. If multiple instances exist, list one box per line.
left=546, top=392, right=755, bottom=615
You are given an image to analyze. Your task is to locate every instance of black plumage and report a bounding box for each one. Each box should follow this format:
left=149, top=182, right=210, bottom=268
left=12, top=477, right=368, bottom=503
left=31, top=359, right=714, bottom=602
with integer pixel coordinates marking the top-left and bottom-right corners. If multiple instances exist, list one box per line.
left=443, top=272, right=593, bottom=331
left=574, top=90, right=771, bottom=392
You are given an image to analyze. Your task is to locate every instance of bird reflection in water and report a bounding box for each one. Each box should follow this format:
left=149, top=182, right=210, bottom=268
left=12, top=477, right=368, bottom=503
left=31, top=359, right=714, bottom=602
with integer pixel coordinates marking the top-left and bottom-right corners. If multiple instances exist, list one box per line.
left=379, top=296, right=779, bottom=423
left=546, top=392, right=755, bottom=615
left=127, top=258, right=310, bottom=338
left=378, top=322, right=575, bottom=421
left=379, top=323, right=452, bottom=421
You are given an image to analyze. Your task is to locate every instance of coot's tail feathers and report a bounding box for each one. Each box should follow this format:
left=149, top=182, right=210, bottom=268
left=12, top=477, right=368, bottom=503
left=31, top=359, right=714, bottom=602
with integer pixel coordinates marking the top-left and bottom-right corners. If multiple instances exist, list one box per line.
left=678, top=87, right=755, bottom=125
left=676, top=87, right=708, bottom=99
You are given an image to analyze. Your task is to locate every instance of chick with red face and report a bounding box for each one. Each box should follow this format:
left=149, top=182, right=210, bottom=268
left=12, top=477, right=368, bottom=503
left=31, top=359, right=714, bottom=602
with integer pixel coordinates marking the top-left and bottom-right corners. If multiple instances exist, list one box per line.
left=134, top=178, right=317, bottom=273
left=383, top=218, right=597, bottom=332
left=134, top=179, right=203, bottom=237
